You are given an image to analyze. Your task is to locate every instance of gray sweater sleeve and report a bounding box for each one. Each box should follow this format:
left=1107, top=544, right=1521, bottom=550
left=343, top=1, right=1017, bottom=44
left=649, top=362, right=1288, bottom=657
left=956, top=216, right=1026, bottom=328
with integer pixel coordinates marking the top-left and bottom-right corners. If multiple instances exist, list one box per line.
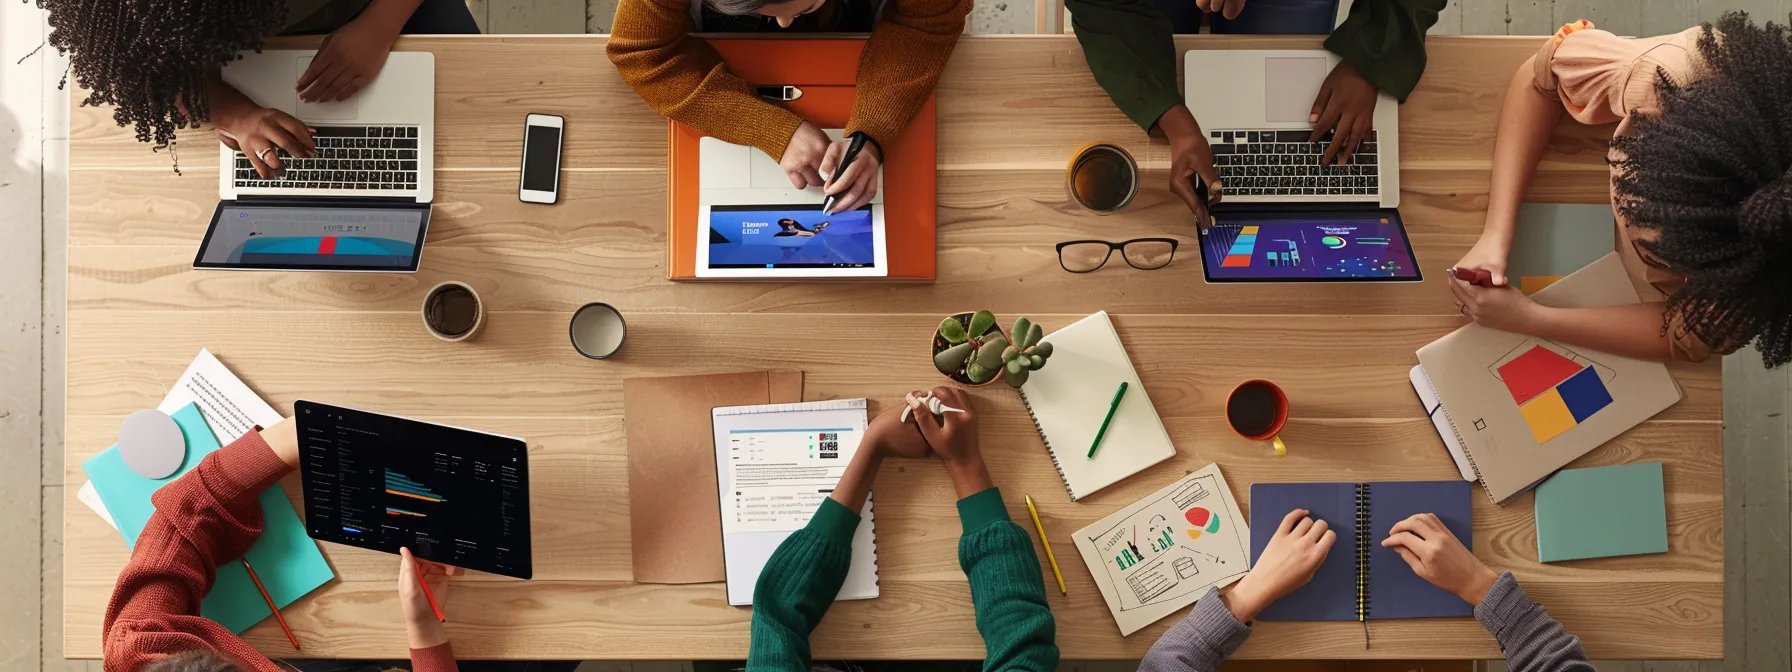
left=1138, top=588, right=1251, bottom=672
left=1476, top=572, right=1595, bottom=672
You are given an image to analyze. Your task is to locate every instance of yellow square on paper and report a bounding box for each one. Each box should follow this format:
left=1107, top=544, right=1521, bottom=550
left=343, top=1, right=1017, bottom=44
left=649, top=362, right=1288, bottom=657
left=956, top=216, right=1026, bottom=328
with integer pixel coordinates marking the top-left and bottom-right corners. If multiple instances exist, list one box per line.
left=1520, top=387, right=1577, bottom=443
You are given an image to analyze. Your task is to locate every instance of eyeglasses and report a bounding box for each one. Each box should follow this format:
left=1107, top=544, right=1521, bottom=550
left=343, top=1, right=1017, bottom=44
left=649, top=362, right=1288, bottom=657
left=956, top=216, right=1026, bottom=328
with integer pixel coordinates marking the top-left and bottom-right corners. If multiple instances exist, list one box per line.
left=1056, top=238, right=1180, bottom=273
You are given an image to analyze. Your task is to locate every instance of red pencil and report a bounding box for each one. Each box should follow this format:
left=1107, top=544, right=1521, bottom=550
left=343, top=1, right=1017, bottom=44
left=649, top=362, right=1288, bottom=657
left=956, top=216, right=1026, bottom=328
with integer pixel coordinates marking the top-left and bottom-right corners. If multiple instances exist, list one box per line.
left=414, top=562, right=446, bottom=623
left=240, top=558, right=301, bottom=650
left=1448, top=266, right=1496, bottom=287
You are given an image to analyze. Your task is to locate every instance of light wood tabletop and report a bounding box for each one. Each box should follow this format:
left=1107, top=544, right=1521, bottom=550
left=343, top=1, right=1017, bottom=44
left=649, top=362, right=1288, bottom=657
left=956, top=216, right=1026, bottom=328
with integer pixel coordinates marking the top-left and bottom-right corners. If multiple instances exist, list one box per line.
left=64, top=34, right=1721, bottom=661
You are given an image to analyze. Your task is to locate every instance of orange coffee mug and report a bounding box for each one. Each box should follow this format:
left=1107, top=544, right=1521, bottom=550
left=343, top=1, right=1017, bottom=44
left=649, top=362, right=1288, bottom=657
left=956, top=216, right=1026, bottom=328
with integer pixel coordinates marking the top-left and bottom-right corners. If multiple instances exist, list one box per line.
left=1226, top=379, right=1289, bottom=455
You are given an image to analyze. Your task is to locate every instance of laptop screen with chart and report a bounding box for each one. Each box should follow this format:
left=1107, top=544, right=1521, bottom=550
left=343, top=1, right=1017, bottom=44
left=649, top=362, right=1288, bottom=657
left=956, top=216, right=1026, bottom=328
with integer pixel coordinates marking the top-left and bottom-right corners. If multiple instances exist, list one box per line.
left=295, top=400, right=532, bottom=579
left=1198, top=208, right=1420, bottom=282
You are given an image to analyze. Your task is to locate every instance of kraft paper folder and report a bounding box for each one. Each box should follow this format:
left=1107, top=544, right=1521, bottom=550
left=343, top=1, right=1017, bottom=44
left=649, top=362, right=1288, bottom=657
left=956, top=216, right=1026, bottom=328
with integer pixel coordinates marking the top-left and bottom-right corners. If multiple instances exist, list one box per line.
left=82, top=403, right=335, bottom=633
left=1415, top=253, right=1681, bottom=504
left=624, top=370, right=804, bottom=584
left=667, top=39, right=937, bottom=280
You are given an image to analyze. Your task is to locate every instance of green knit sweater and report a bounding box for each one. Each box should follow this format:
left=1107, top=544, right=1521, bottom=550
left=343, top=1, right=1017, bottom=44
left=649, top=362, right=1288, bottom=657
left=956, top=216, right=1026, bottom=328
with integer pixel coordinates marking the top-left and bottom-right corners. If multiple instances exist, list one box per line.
left=747, top=488, right=1059, bottom=672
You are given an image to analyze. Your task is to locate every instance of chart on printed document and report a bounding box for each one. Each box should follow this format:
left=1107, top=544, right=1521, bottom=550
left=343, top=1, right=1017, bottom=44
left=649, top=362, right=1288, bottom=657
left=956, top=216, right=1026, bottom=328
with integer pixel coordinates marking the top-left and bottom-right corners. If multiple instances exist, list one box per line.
left=721, top=427, right=863, bottom=533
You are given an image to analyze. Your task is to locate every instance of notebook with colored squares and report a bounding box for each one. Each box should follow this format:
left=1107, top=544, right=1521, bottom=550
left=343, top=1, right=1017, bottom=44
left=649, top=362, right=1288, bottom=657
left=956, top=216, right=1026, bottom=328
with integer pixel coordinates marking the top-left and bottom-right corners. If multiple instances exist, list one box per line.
left=1415, top=254, right=1681, bottom=504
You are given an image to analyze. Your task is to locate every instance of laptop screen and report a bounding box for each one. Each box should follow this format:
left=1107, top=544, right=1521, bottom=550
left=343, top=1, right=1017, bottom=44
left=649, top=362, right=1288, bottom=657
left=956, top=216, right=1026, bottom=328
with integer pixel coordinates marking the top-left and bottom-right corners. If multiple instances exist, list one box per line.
left=1199, top=208, right=1421, bottom=282
left=195, top=201, right=430, bottom=272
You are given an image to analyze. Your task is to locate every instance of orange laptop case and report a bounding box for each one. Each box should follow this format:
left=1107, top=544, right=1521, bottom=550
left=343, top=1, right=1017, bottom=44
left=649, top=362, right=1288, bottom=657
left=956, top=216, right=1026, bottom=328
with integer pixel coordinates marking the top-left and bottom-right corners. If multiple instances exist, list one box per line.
left=667, top=38, right=937, bottom=280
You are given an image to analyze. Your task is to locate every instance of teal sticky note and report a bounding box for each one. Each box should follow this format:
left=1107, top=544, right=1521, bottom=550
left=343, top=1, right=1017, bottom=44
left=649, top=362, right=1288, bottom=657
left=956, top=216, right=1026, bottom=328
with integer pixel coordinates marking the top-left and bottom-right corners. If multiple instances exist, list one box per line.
left=1534, top=462, right=1669, bottom=563
left=83, top=403, right=334, bottom=633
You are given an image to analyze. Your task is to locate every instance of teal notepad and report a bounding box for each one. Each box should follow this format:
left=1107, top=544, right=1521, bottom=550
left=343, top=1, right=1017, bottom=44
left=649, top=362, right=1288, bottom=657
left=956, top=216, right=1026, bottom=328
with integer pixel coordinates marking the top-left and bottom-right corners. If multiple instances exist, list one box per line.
left=1534, top=462, right=1668, bottom=562
left=83, top=403, right=334, bottom=633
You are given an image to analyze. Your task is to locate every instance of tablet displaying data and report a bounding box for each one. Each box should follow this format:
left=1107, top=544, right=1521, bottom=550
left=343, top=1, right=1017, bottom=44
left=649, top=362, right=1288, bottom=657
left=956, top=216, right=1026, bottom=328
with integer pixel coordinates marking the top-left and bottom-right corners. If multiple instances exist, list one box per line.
left=1198, top=208, right=1421, bottom=283
left=696, top=204, right=888, bottom=278
left=295, top=401, right=532, bottom=579
left=195, top=202, right=430, bottom=272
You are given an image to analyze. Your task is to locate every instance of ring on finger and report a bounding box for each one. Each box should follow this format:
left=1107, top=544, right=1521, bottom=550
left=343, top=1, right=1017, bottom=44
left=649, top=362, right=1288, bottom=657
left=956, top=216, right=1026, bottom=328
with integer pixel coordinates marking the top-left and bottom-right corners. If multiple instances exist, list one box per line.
left=255, top=147, right=274, bottom=160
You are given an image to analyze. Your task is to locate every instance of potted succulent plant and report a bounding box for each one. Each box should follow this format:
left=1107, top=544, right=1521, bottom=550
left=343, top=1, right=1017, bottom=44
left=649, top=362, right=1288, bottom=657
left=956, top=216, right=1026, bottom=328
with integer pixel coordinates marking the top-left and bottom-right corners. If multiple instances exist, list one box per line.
left=932, top=310, right=1054, bottom=388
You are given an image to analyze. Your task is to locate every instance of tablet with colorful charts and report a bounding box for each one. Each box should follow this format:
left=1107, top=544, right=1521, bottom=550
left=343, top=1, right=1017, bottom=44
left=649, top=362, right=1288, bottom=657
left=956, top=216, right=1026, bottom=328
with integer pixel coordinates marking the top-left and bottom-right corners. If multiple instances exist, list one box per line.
left=1197, top=207, right=1421, bottom=282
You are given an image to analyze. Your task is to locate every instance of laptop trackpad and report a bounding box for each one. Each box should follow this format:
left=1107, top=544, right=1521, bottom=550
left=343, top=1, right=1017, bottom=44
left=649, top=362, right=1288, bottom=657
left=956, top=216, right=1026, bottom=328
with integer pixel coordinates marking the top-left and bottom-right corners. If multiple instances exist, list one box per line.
left=294, top=57, right=360, bottom=120
left=1264, top=57, right=1328, bottom=123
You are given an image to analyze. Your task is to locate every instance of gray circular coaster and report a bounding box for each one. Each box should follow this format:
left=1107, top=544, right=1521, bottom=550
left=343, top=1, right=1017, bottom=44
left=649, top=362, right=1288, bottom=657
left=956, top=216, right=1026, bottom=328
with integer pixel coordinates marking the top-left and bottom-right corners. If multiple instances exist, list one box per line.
left=118, top=409, right=186, bottom=480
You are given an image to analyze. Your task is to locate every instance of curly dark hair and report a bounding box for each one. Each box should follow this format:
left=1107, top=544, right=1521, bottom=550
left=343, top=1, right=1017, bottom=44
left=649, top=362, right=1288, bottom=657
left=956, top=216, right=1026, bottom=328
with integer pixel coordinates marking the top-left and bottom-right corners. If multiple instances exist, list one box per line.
left=1612, top=11, right=1792, bottom=368
left=143, top=650, right=240, bottom=672
left=33, top=0, right=288, bottom=150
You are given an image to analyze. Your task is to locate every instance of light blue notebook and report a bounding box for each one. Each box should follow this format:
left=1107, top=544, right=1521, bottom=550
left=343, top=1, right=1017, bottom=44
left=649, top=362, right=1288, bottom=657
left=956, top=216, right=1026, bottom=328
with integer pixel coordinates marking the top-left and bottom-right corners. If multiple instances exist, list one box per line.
left=1534, top=462, right=1669, bottom=562
left=83, top=403, right=334, bottom=633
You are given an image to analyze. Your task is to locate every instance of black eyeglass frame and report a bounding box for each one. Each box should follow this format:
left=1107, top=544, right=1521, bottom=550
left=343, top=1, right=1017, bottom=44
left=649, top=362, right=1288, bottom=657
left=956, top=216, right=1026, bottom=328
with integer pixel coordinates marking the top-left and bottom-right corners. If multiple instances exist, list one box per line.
left=1055, top=238, right=1181, bottom=273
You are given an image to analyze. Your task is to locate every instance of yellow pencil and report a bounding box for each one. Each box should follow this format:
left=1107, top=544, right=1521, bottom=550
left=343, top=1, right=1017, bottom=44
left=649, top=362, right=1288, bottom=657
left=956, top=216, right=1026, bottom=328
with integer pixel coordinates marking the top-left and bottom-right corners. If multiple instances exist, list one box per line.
left=1024, top=494, right=1067, bottom=595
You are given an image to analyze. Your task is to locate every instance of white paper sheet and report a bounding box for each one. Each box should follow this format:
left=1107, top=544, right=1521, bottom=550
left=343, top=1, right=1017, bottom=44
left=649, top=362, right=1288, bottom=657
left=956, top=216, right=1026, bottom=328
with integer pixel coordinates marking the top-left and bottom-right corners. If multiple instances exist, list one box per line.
left=78, top=349, right=283, bottom=526
left=712, top=399, right=878, bottom=606
left=1411, top=364, right=1479, bottom=482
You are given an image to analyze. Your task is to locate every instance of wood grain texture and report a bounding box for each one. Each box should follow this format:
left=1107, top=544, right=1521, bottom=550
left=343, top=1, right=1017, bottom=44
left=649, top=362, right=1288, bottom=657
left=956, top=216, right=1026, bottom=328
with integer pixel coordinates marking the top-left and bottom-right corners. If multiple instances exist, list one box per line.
left=65, top=36, right=1723, bottom=661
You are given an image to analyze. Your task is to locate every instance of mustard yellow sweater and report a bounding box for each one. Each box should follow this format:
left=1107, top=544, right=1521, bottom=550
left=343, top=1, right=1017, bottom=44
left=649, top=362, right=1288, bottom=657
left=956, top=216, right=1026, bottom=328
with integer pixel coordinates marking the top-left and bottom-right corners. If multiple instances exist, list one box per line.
left=606, top=0, right=970, bottom=161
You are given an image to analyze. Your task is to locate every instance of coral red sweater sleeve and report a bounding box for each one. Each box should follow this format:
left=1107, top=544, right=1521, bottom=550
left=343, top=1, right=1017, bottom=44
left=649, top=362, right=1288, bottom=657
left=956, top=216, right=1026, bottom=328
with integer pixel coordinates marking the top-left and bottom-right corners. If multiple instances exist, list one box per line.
left=101, top=429, right=458, bottom=672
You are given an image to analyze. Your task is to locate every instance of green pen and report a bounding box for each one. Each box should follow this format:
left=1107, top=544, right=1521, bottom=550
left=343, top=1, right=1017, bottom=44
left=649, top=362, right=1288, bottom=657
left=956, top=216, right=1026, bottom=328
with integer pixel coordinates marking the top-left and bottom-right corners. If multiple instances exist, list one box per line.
left=1087, top=381, right=1129, bottom=459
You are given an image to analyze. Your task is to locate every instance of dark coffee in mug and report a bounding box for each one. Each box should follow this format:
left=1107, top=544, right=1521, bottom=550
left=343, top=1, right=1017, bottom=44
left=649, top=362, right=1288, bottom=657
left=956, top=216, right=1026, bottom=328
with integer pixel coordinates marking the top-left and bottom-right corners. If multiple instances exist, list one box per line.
left=425, top=284, right=480, bottom=338
left=1226, top=381, right=1282, bottom=437
left=1068, top=144, right=1138, bottom=213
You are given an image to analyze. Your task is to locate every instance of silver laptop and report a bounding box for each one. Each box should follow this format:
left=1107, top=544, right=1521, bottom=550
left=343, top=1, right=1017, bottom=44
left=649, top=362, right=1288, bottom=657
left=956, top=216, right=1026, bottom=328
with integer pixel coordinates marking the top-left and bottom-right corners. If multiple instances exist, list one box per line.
left=217, top=50, right=435, bottom=203
left=1183, top=49, right=1400, bottom=208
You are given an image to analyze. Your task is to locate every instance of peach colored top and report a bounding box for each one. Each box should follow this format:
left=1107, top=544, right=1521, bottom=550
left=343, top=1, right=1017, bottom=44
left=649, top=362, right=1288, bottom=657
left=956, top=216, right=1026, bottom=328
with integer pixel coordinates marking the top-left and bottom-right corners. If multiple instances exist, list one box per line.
left=1529, top=20, right=1718, bottom=362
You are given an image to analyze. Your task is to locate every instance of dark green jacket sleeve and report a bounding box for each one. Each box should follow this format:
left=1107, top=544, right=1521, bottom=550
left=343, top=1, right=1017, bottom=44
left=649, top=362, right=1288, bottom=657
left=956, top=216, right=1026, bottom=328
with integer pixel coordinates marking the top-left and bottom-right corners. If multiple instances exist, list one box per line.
left=1324, top=0, right=1447, bottom=102
left=958, top=488, right=1060, bottom=672
left=746, top=499, right=860, bottom=672
left=1065, top=0, right=1183, bottom=132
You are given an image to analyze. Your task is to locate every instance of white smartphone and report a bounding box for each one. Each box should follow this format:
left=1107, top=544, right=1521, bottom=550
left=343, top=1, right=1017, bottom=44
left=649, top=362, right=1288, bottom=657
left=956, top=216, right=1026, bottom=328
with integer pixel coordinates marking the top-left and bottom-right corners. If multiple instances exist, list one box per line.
left=519, top=114, right=565, bottom=204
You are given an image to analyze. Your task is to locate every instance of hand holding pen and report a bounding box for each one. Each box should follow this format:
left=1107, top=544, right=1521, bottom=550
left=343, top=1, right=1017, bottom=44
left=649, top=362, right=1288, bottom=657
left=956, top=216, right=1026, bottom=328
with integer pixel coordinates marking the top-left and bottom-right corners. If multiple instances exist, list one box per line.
left=822, top=131, right=882, bottom=215
left=400, top=547, right=460, bottom=649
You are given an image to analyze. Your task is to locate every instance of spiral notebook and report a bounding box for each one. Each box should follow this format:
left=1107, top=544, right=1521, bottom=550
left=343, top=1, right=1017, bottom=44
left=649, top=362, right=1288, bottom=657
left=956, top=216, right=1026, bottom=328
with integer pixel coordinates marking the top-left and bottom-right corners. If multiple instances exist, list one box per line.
left=711, top=399, right=879, bottom=606
left=1248, top=480, right=1474, bottom=622
left=1019, top=311, right=1177, bottom=501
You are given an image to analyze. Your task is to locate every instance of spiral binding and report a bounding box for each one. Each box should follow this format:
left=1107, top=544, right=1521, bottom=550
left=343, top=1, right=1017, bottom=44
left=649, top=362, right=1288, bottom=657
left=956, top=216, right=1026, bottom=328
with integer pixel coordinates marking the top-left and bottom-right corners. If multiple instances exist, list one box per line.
left=1019, top=389, right=1079, bottom=501
left=1422, top=367, right=1495, bottom=501
left=1355, top=482, right=1372, bottom=648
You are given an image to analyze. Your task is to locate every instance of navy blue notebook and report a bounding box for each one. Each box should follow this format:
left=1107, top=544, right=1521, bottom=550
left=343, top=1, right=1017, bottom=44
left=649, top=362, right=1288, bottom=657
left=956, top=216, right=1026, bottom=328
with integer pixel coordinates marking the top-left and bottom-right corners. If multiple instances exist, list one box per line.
left=1248, top=480, right=1474, bottom=621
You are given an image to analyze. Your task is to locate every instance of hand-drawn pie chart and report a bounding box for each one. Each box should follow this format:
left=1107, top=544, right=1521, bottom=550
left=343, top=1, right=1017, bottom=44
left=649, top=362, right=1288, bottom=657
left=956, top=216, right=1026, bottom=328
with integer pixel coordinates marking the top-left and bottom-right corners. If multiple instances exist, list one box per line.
left=1184, top=507, right=1223, bottom=540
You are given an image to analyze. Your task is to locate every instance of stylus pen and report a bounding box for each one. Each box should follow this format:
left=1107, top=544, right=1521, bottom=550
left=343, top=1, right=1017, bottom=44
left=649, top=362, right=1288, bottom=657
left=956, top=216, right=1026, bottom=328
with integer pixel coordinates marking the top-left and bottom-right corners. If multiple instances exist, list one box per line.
left=821, top=132, right=871, bottom=215
left=415, top=563, right=447, bottom=623
left=241, top=558, right=302, bottom=650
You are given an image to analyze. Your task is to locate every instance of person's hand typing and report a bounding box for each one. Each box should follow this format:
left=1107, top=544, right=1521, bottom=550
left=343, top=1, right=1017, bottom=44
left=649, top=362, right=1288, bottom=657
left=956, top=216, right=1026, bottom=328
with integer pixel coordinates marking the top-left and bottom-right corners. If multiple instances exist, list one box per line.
left=1381, top=513, right=1498, bottom=605
left=1309, top=61, right=1379, bottom=166
left=214, top=106, right=315, bottom=179
left=781, top=121, right=831, bottom=190
left=1195, top=0, right=1247, bottom=19
left=297, top=11, right=405, bottom=103
left=1157, top=105, right=1223, bottom=229
left=1223, top=508, right=1334, bottom=622
left=821, top=136, right=881, bottom=214
left=399, top=547, right=461, bottom=649
left=906, top=386, right=993, bottom=497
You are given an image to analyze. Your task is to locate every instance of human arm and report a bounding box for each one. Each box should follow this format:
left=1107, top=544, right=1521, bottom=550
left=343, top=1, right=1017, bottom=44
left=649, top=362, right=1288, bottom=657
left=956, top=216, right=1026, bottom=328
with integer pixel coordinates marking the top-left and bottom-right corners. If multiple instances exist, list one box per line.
left=745, top=438, right=883, bottom=671
left=1139, top=508, right=1336, bottom=672
left=294, top=0, right=421, bottom=102
left=606, top=0, right=807, bottom=160
left=846, top=0, right=972, bottom=153
left=1456, top=54, right=1566, bottom=286
left=1449, top=277, right=1679, bottom=361
left=1381, top=514, right=1592, bottom=672
left=1323, top=0, right=1446, bottom=103
left=901, top=387, right=1057, bottom=672
left=101, top=421, right=299, bottom=672
left=400, top=547, right=463, bottom=672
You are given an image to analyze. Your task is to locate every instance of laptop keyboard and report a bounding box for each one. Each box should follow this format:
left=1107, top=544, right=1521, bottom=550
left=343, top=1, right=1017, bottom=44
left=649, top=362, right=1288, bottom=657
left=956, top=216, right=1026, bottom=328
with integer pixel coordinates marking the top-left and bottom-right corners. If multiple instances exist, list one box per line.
left=233, top=125, right=420, bottom=191
left=1208, top=129, right=1378, bottom=197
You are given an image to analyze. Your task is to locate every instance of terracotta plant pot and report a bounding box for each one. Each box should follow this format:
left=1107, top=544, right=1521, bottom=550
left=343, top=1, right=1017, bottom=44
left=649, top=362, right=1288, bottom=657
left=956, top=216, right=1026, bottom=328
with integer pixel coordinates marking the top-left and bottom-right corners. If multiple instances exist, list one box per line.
left=932, top=312, right=1006, bottom=386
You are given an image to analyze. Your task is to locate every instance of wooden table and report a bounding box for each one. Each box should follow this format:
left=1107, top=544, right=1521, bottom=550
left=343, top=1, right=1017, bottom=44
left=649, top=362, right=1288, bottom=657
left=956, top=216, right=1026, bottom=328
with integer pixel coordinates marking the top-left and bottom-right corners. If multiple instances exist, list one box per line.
left=64, top=35, right=1722, bottom=661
